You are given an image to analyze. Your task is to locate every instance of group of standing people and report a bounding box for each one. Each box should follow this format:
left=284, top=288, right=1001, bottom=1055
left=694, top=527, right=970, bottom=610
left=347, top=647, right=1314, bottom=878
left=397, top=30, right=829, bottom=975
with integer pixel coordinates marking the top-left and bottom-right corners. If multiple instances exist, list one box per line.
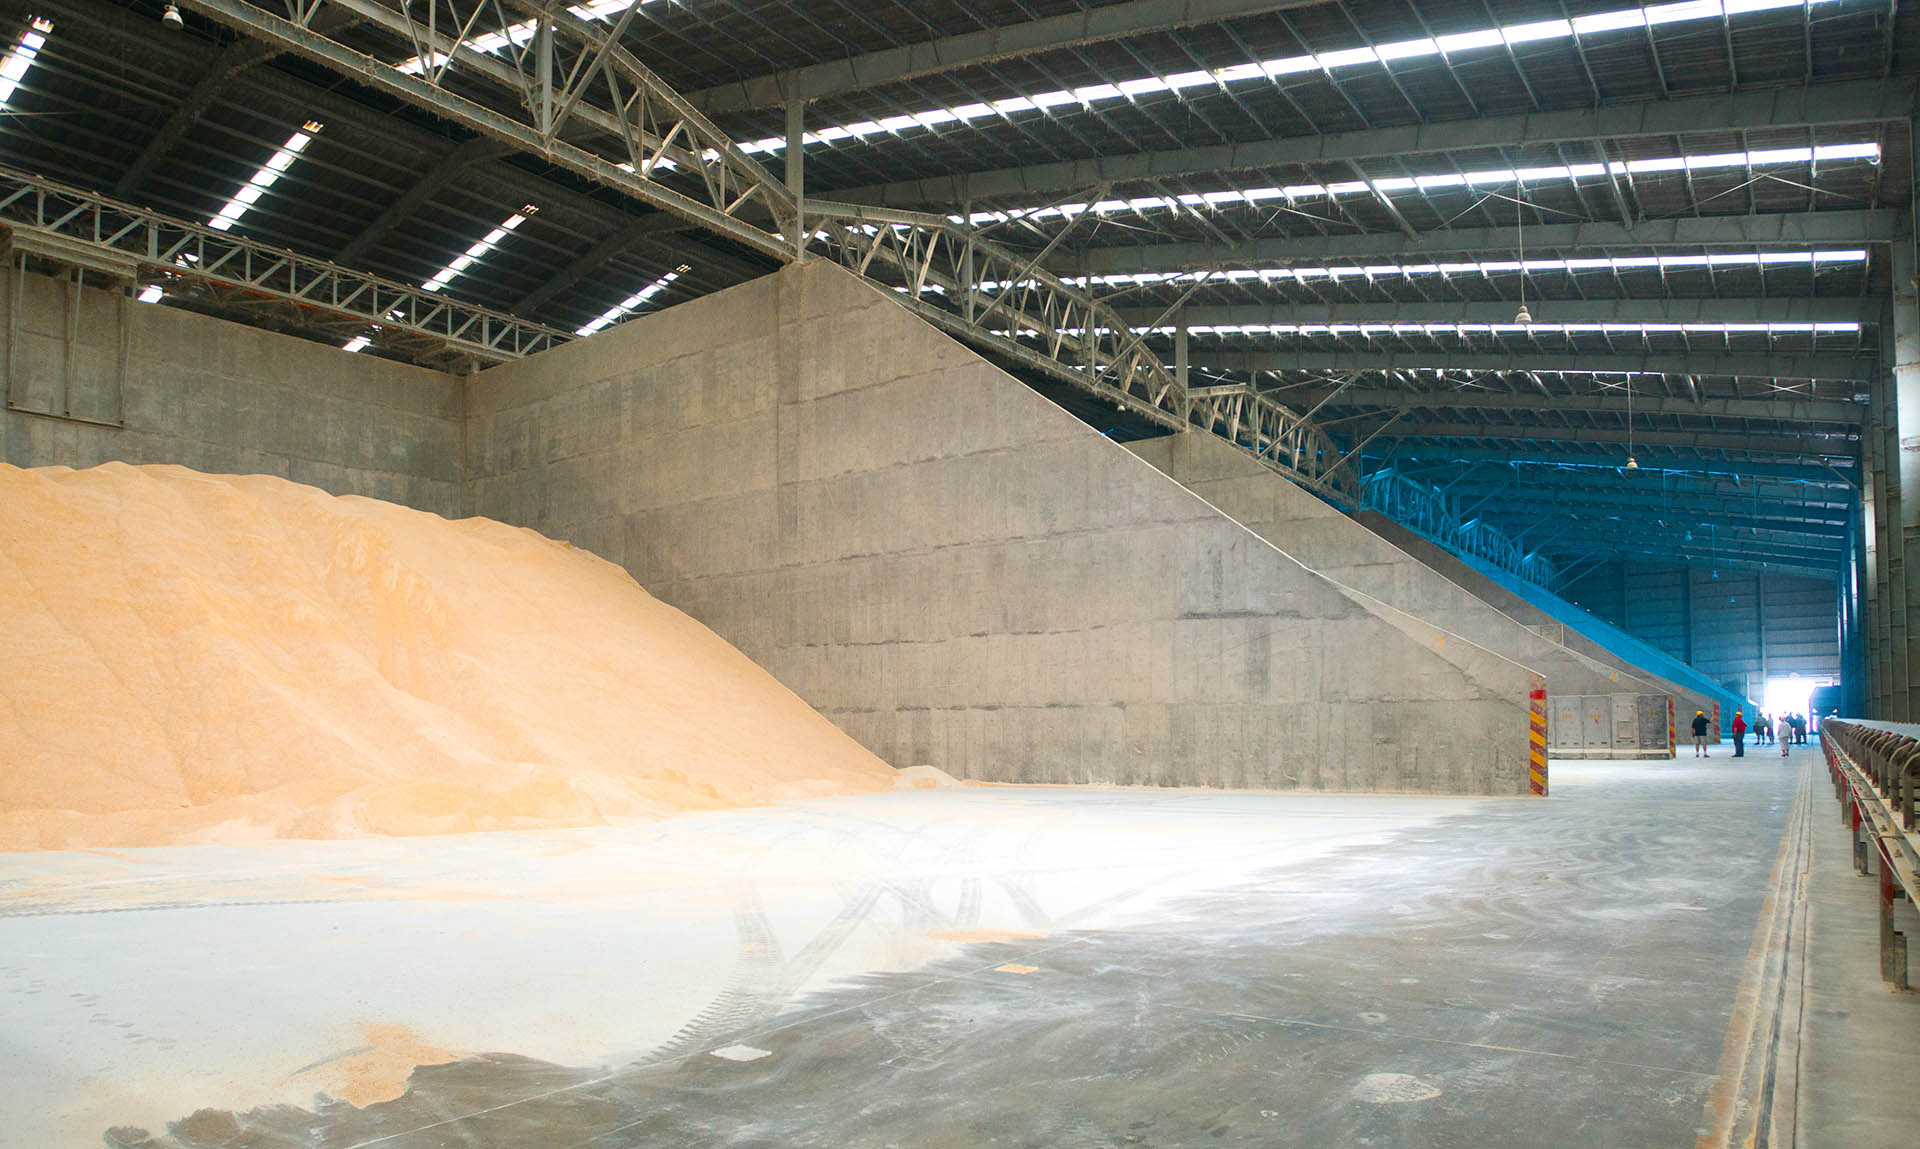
left=1729, top=711, right=1809, bottom=757
left=1691, top=709, right=1810, bottom=757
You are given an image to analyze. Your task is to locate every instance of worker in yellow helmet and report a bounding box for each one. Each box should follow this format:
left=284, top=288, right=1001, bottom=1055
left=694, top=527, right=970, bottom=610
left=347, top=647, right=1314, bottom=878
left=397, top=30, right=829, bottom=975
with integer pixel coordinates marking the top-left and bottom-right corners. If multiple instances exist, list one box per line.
left=1690, top=710, right=1710, bottom=757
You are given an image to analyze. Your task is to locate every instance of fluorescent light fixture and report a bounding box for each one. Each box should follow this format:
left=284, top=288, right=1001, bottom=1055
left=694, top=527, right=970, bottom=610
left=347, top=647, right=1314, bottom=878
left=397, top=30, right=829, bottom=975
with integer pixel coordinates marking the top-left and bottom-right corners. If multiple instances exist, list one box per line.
left=208, top=120, right=322, bottom=232
left=951, top=146, right=1878, bottom=226
left=990, top=321, right=1860, bottom=338
left=977, top=250, right=1868, bottom=293
left=422, top=204, right=536, bottom=292
left=398, top=0, right=659, bottom=74
left=731, top=0, right=1848, bottom=157
left=390, top=0, right=1849, bottom=162
left=341, top=335, right=371, bottom=353
left=575, top=264, right=688, bottom=337
left=137, top=284, right=163, bottom=304
left=1158, top=321, right=1861, bottom=337
left=0, top=17, right=51, bottom=109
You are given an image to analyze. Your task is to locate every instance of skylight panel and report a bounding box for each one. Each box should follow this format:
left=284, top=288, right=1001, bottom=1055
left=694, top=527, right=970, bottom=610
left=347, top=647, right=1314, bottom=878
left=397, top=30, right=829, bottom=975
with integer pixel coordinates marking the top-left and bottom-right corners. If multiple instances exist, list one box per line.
left=1315, top=46, right=1379, bottom=69
left=575, top=264, right=688, bottom=337
left=397, top=0, right=652, bottom=74
left=976, top=250, right=1863, bottom=294
left=1377, top=39, right=1440, bottom=61
left=1646, top=0, right=1729, bottom=24
left=0, top=16, right=49, bottom=109
left=1812, top=143, right=1881, bottom=161
left=954, top=145, right=1877, bottom=225
left=1571, top=9, right=1650, bottom=32
left=208, top=121, right=322, bottom=232
left=1149, top=321, right=1859, bottom=338
left=1211, top=62, right=1266, bottom=83
left=1434, top=29, right=1505, bottom=53
left=728, top=0, right=1852, bottom=163
left=383, top=0, right=1858, bottom=177
left=342, top=335, right=372, bottom=353
left=422, top=204, right=536, bottom=293
left=990, top=321, right=1859, bottom=340
left=1502, top=18, right=1574, bottom=43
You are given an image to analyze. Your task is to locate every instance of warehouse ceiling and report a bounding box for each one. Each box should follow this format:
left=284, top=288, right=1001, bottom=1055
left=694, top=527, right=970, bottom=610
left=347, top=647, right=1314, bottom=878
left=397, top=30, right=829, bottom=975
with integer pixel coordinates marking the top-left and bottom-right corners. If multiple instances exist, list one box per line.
left=2, top=0, right=1912, bottom=582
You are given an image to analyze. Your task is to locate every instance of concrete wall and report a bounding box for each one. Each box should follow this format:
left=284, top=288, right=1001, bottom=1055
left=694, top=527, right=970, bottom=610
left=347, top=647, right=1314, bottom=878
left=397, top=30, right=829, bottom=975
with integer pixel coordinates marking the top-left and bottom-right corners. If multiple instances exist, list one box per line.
left=0, top=267, right=463, bottom=517
left=465, top=260, right=1539, bottom=794
left=1125, top=432, right=1673, bottom=757
left=7, top=258, right=1541, bottom=793
left=1358, top=510, right=1729, bottom=731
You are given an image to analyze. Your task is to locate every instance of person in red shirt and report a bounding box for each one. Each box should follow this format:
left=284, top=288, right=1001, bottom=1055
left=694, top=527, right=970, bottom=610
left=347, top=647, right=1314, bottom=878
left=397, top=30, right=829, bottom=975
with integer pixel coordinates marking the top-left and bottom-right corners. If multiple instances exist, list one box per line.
left=1732, top=710, right=1748, bottom=757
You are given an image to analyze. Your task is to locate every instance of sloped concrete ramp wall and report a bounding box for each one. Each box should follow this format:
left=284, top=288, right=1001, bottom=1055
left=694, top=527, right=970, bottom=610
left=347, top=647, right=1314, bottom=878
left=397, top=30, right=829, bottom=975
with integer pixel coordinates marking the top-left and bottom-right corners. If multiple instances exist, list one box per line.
left=1357, top=510, right=1729, bottom=735
left=1125, top=432, right=1673, bottom=757
left=466, top=260, right=1537, bottom=794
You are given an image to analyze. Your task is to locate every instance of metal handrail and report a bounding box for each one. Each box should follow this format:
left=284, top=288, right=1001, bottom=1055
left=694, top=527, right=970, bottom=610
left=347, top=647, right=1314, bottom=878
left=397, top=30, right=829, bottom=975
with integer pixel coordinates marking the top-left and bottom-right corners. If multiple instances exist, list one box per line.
left=1361, top=468, right=1561, bottom=590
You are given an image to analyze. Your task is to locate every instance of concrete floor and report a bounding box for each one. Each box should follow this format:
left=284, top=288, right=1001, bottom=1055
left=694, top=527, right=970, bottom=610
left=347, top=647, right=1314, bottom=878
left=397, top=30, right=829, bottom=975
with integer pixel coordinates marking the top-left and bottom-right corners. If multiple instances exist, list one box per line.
left=1797, top=761, right=1920, bottom=1148
left=0, top=752, right=1899, bottom=1147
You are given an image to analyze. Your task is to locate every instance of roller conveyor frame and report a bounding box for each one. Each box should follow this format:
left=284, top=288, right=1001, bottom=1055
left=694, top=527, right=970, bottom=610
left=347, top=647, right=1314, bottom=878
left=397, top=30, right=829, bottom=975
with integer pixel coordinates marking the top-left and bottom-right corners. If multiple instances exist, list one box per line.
left=1819, top=720, right=1920, bottom=990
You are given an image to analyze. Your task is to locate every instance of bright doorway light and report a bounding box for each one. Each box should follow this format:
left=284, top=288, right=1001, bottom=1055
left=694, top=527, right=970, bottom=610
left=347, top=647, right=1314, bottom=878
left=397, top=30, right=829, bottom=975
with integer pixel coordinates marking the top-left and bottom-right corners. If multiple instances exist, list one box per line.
left=1762, top=675, right=1823, bottom=726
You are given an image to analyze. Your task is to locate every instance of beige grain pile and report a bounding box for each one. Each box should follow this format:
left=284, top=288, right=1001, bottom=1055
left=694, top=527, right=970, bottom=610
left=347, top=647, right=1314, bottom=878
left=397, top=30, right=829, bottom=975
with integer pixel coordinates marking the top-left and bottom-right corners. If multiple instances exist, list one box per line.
left=0, top=463, right=897, bottom=850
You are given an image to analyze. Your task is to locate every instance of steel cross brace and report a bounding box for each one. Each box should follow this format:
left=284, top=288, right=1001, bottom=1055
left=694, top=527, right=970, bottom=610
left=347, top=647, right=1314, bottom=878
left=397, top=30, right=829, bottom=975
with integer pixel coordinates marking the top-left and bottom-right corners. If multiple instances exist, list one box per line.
left=1360, top=467, right=1562, bottom=589
left=809, top=213, right=1360, bottom=504
left=174, top=0, right=801, bottom=262
left=169, top=0, right=1357, bottom=503
left=0, top=165, right=570, bottom=364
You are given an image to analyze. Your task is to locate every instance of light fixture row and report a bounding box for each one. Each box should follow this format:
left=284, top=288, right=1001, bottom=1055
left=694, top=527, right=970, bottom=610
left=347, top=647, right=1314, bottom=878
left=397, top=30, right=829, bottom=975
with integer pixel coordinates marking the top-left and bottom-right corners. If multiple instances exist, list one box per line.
left=421, top=205, right=537, bottom=293
left=951, top=145, right=1879, bottom=226
left=208, top=121, right=323, bottom=232
left=733, top=0, right=1852, bottom=157
left=575, top=265, right=689, bottom=337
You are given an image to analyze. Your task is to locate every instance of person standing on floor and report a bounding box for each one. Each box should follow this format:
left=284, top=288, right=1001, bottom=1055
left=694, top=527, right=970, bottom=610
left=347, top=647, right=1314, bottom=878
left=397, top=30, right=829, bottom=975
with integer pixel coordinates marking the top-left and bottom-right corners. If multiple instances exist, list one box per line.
left=1691, top=709, right=1710, bottom=757
left=1782, top=716, right=1793, bottom=756
left=1732, top=710, right=1747, bottom=757
left=1759, top=714, right=1773, bottom=745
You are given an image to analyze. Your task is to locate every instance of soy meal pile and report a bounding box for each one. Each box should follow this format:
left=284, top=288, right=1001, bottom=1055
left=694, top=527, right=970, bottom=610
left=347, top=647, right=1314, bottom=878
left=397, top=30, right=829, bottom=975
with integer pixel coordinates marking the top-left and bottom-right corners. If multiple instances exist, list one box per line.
left=0, top=463, right=896, bottom=849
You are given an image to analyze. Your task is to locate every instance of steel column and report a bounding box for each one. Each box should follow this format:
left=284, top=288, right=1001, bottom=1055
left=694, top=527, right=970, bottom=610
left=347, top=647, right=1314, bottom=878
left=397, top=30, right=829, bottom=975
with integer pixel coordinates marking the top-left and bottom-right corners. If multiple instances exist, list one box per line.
left=1876, top=333, right=1902, bottom=718
left=1863, top=412, right=1883, bottom=715
left=1885, top=292, right=1910, bottom=718
left=786, top=101, right=806, bottom=261
left=1174, top=311, right=1189, bottom=397
left=1898, top=220, right=1920, bottom=720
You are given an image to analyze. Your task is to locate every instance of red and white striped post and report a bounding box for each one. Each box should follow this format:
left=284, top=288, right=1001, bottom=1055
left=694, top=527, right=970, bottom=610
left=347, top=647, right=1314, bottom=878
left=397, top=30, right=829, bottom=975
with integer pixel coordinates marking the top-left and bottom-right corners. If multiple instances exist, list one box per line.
left=1528, top=677, right=1549, bottom=796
